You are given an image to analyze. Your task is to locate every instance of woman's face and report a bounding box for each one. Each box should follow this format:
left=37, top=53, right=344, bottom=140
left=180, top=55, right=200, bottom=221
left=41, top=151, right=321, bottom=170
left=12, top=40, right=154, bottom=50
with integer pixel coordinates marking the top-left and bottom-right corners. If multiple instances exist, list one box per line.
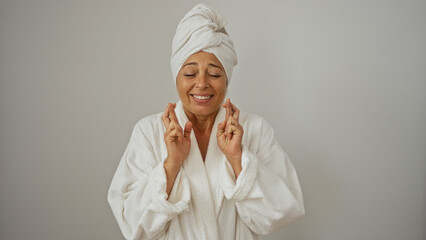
left=176, top=51, right=227, bottom=118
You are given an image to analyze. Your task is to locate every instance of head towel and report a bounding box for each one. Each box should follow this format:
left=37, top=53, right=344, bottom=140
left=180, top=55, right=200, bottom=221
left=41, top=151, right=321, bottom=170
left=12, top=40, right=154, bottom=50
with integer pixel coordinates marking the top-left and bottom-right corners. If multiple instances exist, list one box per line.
left=171, top=3, right=238, bottom=85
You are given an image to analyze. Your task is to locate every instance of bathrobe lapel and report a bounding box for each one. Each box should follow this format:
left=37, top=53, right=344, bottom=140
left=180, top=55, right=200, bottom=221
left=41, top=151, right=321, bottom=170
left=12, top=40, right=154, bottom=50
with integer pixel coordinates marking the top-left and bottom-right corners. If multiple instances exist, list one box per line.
left=174, top=101, right=226, bottom=240
left=203, top=108, right=227, bottom=218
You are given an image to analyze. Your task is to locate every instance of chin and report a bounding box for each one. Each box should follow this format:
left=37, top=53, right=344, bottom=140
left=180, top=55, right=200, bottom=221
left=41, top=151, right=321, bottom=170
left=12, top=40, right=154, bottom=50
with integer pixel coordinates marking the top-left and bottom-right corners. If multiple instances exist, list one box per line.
left=190, top=104, right=218, bottom=116
left=183, top=101, right=218, bottom=117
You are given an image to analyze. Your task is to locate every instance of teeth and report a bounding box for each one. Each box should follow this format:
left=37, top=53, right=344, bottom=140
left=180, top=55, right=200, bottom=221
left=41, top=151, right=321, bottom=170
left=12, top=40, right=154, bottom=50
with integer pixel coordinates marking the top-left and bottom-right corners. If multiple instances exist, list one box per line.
left=193, top=95, right=212, bottom=100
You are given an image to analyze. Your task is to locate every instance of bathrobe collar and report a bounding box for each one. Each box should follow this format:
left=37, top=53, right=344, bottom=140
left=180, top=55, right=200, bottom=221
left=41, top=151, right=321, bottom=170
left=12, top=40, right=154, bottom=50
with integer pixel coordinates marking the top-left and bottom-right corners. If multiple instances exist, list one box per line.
left=174, top=100, right=227, bottom=240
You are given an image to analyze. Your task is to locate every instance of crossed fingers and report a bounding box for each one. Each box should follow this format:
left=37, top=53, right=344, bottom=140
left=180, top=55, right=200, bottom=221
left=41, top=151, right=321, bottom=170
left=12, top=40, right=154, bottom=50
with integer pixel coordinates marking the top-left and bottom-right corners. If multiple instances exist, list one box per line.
left=162, top=103, right=184, bottom=142
left=222, top=98, right=240, bottom=121
left=162, top=103, right=178, bottom=128
left=220, top=98, right=243, bottom=140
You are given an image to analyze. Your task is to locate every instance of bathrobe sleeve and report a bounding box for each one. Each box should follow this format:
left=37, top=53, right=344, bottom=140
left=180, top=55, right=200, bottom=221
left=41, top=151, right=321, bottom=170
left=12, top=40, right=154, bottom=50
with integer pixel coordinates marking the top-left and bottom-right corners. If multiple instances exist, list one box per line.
left=220, top=116, right=305, bottom=235
left=108, top=119, right=191, bottom=240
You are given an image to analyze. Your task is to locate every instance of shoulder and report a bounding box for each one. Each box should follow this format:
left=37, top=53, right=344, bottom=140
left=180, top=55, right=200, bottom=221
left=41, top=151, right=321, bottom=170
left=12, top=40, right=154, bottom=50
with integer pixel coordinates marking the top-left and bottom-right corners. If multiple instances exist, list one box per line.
left=238, top=111, right=279, bottom=156
left=131, top=112, right=164, bottom=140
left=239, top=111, right=273, bottom=131
left=239, top=111, right=277, bottom=145
left=135, top=112, right=163, bottom=129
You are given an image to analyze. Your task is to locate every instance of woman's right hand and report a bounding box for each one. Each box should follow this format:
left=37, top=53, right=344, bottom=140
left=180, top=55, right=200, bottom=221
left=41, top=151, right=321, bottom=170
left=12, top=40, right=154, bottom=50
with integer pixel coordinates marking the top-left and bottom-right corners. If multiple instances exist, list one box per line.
left=162, top=103, right=192, bottom=170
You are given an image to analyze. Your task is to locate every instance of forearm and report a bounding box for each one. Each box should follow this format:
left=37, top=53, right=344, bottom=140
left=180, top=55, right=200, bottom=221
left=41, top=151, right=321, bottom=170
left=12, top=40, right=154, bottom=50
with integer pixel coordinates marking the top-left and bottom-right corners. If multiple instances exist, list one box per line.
left=228, top=159, right=242, bottom=178
left=227, top=153, right=242, bottom=179
left=234, top=148, right=304, bottom=234
left=163, top=158, right=182, bottom=197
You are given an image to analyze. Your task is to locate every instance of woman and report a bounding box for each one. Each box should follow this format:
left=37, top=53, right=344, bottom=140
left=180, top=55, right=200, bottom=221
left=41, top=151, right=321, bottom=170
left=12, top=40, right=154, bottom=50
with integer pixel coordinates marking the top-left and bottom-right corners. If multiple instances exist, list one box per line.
left=108, top=3, right=305, bottom=240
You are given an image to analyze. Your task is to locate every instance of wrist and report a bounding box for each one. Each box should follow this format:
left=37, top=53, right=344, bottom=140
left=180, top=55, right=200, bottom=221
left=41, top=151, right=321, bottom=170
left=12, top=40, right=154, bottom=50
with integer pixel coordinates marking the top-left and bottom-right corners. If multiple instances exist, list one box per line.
left=163, top=158, right=181, bottom=198
left=226, top=152, right=242, bottom=178
left=226, top=152, right=242, bottom=165
left=164, top=158, right=182, bottom=174
left=229, top=160, right=242, bottom=179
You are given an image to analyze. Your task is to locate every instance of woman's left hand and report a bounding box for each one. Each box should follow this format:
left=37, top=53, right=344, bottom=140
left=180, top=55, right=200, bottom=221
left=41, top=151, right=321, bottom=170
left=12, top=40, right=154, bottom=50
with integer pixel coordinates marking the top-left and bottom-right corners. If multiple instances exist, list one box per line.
left=217, top=98, right=244, bottom=176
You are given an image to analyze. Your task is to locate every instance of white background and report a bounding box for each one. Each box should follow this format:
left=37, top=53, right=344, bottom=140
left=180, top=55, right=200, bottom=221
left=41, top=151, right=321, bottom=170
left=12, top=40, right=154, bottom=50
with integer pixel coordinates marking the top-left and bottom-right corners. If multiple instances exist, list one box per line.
left=1, top=0, right=425, bottom=239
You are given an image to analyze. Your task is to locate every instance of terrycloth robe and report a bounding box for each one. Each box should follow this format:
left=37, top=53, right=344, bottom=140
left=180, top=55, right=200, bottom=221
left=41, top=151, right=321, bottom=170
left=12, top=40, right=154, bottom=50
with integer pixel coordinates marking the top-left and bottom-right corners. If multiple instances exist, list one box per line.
left=107, top=101, right=305, bottom=240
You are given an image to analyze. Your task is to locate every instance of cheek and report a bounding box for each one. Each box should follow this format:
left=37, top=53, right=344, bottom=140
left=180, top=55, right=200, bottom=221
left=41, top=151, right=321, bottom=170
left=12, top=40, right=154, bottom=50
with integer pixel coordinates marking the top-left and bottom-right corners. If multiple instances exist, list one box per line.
left=176, top=79, right=192, bottom=95
left=178, top=87, right=190, bottom=98
left=213, top=83, right=227, bottom=97
left=219, top=79, right=228, bottom=93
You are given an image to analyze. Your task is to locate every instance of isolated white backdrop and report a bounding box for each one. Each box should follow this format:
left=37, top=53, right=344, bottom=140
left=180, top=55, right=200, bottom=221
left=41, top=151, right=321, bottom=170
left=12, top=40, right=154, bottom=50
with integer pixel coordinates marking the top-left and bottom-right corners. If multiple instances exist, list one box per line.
left=1, top=0, right=425, bottom=239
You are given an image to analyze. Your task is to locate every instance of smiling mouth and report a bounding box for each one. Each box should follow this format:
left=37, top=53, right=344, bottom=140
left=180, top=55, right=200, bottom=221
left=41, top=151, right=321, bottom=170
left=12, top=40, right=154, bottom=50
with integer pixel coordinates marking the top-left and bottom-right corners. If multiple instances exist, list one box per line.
left=190, top=94, right=214, bottom=103
left=191, top=94, right=213, bottom=100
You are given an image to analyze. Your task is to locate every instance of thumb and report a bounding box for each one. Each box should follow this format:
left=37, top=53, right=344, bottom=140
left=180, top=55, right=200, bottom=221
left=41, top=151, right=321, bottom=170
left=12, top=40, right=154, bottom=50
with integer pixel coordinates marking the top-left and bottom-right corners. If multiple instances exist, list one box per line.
left=217, top=121, right=226, bottom=131
left=183, top=121, right=192, bottom=140
left=217, top=121, right=226, bottom=137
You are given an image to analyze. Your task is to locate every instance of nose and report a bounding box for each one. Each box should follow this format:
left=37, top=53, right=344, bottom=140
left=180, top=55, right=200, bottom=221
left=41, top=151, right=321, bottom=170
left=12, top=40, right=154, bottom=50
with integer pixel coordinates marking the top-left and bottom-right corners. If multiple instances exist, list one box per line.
left=195, top=73, right=209, bottom=89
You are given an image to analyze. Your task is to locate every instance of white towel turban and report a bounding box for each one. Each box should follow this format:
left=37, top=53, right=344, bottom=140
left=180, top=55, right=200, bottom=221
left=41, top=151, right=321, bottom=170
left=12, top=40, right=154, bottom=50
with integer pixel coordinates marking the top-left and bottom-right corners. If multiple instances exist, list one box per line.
left=171, top=3, right=238, bottom=85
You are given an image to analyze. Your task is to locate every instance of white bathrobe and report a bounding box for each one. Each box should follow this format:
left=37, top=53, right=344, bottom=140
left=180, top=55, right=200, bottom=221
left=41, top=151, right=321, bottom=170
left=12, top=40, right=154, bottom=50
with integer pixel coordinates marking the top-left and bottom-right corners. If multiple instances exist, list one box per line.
left=108, top=101, right=305, bottom=240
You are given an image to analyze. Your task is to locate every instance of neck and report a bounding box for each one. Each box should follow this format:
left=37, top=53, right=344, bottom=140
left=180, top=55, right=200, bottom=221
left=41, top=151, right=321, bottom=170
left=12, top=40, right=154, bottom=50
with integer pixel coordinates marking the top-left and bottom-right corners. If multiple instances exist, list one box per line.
left=183, top=107, right=219, bottom=133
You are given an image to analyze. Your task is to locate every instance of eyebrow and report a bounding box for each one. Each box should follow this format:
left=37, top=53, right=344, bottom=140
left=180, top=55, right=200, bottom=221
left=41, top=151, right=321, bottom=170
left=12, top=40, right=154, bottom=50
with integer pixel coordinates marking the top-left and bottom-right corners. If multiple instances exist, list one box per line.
left=182, top=62, right=223, bottom=70
left=209, top=63, right=222, bottom=69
